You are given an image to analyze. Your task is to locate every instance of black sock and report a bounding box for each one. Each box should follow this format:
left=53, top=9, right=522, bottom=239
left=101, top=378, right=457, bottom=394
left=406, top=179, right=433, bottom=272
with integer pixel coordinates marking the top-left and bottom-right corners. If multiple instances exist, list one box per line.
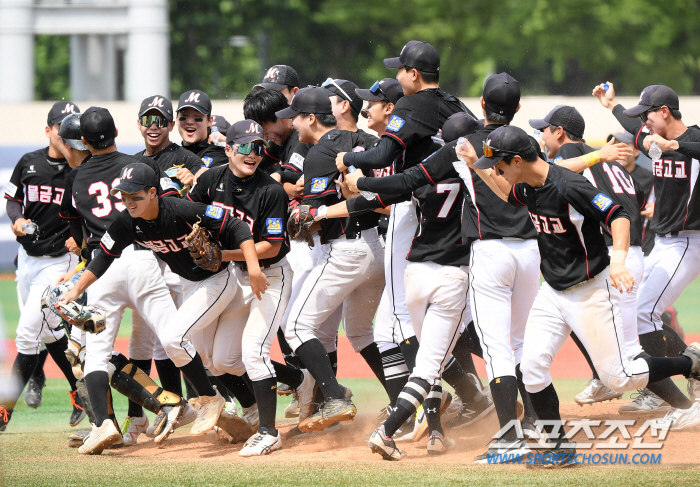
left=126, top=359, right=151, bottom=417
left=528, top=383, right=563, bottom=442
left=490, top=376, right=519, bottom=441
left=466, top=321, right=484, bottom=359
left=277, top=328, right=302, bottom=369
left=380, top=345, right=409, bottom=407
left=184, top=377, right=198, bottom=400
left=45, top=336, right=78, bottom=390
left=442, top=357, right=481, bottom=405
left=515, top=364, right=537, bottom=420
left=452, top=327, right=480, bottom=376
left=208, top=373, right=235, bottom=402
left=662, top=323, right=688, bottom=357
left=639, top=330, right=667, bottom=357
left=32, top=348, right=48, bottom=384
left=328, top=350, right=338, bottom=377
left=635, top=352, right=693, bottom=409
left=425, top=384, right=444, bottom=436
left=217, top=373, right=256, bottom=408
left=383, top=377, right=430, bottom=437
left=8, top=352, right=39, bottom=410
left=295, top=339, right=343, bottom=400
left=570, top=332, right=600, bottom=380
left=154, top=358, right=183, bottom=396
left=360, top=343, right=387, bottom=391
left=272, top=361, right=304, bottom=389
left=85, top=371, right=110, bottom=426
left=398, top=336, right=420, bottom=373
left=643, top=356, right=693, bottom=383
left=179, top=353, right=215, bottom=397
left=252, top=378, right=278, bottom=435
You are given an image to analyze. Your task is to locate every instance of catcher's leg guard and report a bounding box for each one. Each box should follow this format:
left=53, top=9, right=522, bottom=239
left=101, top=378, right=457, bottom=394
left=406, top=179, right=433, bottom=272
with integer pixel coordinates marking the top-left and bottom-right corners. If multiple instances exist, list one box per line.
left=76, top=377, right=96, bottom=425
left=109, top=356, right=180, bottom=415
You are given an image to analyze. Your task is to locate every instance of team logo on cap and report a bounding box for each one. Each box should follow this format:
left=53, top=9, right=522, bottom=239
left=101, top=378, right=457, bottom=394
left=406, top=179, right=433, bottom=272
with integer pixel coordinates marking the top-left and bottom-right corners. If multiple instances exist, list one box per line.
left=264, top=67, right=280, bottom=81
left=121, top=167, right=134, bottom=180
left=266, top=218, right=283, bottom=235
left=310, top=177, right=329, bottom=193
left=61, top=103, right=76, bottom=114
left=246, top=122, right=260, bottom=134
left=639, top=90, right=645, bottom=102
left=149, top=97, right=165, bottom=108
left=386, top=115, right=405, bottom=132
left=592, top=193, right=613, bottom=212
left=185, top=92, right=200, bottom=103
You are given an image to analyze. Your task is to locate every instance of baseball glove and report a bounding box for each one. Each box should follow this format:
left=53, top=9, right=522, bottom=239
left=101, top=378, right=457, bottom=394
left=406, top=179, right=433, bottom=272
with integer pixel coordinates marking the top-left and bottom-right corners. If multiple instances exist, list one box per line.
left=287, top=205, right=316, bottom=248
left=186, top=217, right=222, bottom=272
left=55, top=301, right=106, bottom=334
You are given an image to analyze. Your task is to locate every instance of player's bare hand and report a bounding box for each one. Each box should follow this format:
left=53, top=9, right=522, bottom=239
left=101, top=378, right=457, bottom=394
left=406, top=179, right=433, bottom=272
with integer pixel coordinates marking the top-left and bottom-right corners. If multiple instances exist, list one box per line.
left=208, top=131, right=226, bottom=146
left=176, top=167, right=195, bottom=187
left=11, top=218, right=29, bottom=237
left=642, top=133, right=679, bottom=153
left=283, top=181, right=303, bottom=199
left=334, top=179, right=357, bottom=199
left=249, top=270, right=270, bottom=300
left=456, top=140, right=478, bottom=167
left=344, top=169, right=364, bottom=193
left=592, top=81, right=618, bottom=109
left=610, top=262, right=634, bottom=293
left=641, top=202, right=655, bottom=219
left=56, top=288, right=79, bottom=305
left=335, top=152, right=349, bottom=172
left=599, top=140, right=633, bottom=163
left=194, top=167, right=208, bottom=180
left=65, top=237, right=81, bottom=256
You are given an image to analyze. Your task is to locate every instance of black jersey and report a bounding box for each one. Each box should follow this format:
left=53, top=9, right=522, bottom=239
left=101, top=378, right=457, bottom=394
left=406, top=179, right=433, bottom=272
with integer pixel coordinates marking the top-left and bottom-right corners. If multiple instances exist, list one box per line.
left=613, top=105, right=700, bottom=235
left=508, top=164, right=628, bottom=291
left=187, top=165, right=290, bottom=267
left=93, top=197, right=252, bottom=282
left=182, top=139, right=228, bottom=169
left=258, top=129, right=312, bottom=180
left=136, top=142, right=202, bottom=192
left=303, top=129, right=380, bottom=243
left=70, top=151, right=178, bottom=251
left=4, top=148, right=71, bottom=257
left=629, top=165, right=655, bottom=254
left=556, top=142, right=645, bottom=248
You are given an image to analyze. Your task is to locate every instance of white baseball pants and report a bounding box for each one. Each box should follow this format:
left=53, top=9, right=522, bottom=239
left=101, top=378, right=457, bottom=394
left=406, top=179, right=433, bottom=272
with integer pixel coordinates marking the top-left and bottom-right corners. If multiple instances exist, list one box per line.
left=608, top=245, right=645, bottom=359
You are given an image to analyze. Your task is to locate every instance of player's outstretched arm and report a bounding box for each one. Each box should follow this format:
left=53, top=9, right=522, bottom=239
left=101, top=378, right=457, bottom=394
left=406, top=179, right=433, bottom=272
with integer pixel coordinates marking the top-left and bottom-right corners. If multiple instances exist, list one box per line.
left=609, top=217, right=634, bottom=294
left=55, top=269, right=98, bottom=305
left=456, top=141, right=510, bottom=202
left=556, top=140, right=633, bottom=173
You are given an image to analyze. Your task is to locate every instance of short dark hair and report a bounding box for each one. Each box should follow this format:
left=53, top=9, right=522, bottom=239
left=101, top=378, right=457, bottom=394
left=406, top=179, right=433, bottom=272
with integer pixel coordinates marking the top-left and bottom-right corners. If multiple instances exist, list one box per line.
left=243, top=89, right=288, bottom=124
left=484, top=106, right=513, bottom=124
left=88, top=136, right=115, bottom=151
left=502, top=146, right=539, bottom=164
left=670, top=108, right=682, bottom=120
left=405, top=66, right=439, bottom=85
left=549, top=124, right=584, bottom=142
left=298, top=112, right=337, bottom=128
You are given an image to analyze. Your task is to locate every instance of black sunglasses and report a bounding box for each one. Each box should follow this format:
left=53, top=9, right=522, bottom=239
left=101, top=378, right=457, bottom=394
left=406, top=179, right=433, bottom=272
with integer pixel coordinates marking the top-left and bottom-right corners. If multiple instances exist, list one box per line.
left=226, top=142, right=265, bottom=156
left=640, top=106, right=662, bottom=123
left=482, top=141, right=521, bottom=158
left=139, top=115, right=170, bottom=128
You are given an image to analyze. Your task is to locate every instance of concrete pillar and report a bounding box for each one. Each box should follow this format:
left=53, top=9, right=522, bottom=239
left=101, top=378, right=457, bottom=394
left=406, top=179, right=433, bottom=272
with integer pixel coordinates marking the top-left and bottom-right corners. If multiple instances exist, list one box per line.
left=70, top=34, right=118, bottom=101
left=0, top=0, right=35, bottom=102
left=125, top=0, right=169, bottom=103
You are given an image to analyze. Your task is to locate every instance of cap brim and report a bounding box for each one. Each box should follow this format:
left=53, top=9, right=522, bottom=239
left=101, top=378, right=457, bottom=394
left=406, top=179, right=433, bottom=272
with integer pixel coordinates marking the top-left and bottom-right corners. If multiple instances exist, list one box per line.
left=275, top=107, right=299, bottom=119
left=622, top=104, right=652, bottom=117
left=64, top=138, right=89, bottom=151
left=229, top=135, right=270, bottom=147
left=176, top=104, right=208, bottom=114
left=474, top=155, right=504, bottom=169
left=138, top=106, right=173, bottom=120
left=611, top=132, right=634, bottom=144
left=355, top=88, right=383, bottom=101
left=383, top=57, right=403, bottom=69
left=528, top=119, right=549, bottom=130
left=254, top=82, right=288, bottom=91
left=49, top=114, right=72, bottom=125
left=110, top=182, right=147, bottom=196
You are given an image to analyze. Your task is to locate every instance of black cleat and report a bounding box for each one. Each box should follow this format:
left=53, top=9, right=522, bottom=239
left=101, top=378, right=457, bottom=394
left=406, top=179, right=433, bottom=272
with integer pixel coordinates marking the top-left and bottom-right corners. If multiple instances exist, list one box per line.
left=24, top=377, right=45, bottom=408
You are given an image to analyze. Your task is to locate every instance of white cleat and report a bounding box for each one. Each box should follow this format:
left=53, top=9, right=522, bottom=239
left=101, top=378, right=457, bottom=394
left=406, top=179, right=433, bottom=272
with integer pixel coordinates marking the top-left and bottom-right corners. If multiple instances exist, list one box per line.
left=121, top=414, right=149, bottom=446
left=368, top=425, right=406, bottom=461
left=239, top=428, right=282, bottom=457
left=78, top=420, right=121, bottom=455
left=688, top=378, right=700, bottom=402
left=575, top=379, right=624, bottom=405
left=427, top=430, right=455, bottom=455
left=654, top=402, right=700, bottom=431
left=618, top=389, right=673, bottom=413
left=295, top=369, right=317, bottom=422
left=191, top=389, right=225, bottom=436
left=285, top=396, right=300, bottom=418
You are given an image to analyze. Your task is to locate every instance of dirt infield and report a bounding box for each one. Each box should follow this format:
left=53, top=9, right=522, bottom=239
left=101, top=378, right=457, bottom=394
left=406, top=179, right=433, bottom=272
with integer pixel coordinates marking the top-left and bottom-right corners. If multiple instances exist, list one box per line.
left=109, top=401, right=698, bottom=466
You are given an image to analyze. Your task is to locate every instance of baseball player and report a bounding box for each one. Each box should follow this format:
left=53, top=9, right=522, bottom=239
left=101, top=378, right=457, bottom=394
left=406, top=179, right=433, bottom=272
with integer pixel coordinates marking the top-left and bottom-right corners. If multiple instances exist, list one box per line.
left=58, top=160, right=267, bottom=453
left=177, top=90, right=228, bottom=170
left=594, top=82, right=700, bottom=425
left=1, top=101, right=84, bottom=432
left=460, top=125, right=700, bottom=467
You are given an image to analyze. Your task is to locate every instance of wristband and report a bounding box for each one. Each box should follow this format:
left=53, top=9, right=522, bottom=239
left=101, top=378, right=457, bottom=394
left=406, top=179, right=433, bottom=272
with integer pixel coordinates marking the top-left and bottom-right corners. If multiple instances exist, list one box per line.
left=581, top=151, right=601, bottom=168
left=314, top=205, right=328, bottom=221
left=610, top=249, right=627, bottom=265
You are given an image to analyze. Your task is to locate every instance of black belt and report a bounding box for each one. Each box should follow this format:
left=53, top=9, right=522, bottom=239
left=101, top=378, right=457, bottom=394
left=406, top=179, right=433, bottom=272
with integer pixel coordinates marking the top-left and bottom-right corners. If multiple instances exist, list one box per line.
left=134, top=243, right=149, bottom=251
left=658, top=231, right=679, bottom=238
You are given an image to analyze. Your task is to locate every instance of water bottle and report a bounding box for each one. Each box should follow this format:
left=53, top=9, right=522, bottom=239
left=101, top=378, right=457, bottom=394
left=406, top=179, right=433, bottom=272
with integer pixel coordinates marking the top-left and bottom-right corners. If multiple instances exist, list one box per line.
left=453, top=137, right=471, bottom=181
left=22, top=222, right=38, bottom=235
left=649, top=142, right=662, bottom=161
left=210, top=126, right=226, bottom=147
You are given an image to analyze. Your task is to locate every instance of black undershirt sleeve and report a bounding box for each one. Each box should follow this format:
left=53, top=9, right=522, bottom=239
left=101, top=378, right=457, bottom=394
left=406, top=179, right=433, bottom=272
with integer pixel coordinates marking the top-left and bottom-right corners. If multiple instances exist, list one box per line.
left=279, top=168, right=302, bottom=184
left=677, top=141, right=700, bottom=158
left=342, top=136, right=403, bottom=171
left=6, top=199, right=23, bottom=224
left=86, top=251, right=115, bottom=279
left=344, top=192, right=410, bottom=215
left=612, top=105, right=644, bottom=138
left=69, top=219, right=84, bottom=247
left=356, top=165, right=430, bottom=194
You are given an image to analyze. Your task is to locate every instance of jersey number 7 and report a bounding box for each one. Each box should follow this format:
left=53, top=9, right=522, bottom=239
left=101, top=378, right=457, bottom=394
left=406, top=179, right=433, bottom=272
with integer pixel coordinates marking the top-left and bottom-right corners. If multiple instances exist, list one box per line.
left=436, top=183, right=461, bottom=218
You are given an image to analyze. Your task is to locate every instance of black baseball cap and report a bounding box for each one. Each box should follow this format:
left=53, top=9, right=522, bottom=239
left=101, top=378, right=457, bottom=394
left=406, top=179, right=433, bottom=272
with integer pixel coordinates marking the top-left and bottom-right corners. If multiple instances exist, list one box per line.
left=623, top=85, right=680, bottom=117
left=80, top=107, right=116, bottom=144
left=321, top=78, right=363, bottom=116
left=211, top=115, right=231, bottom=135
left=474, top=125, right=533, bottom=169
left=226, top=120, right=270, bottom=147
left=275, top=87, right=333, bottom=119
left=356, top=78, right=404, bottom=104
left=139, top=95, right=174, bottom=120
left=48, top=101, right=80, bottom=125
left=442, top=113, right=480, bottom=144
left=383, top=41, right=440, bottom=73
left=254, top=65, right=300, bottom=91
left=58, top=113, right=88, bottom=151
left=611, top=131, right=634, bottom=144
left=483, top=73, right=520, bottom=117
left=177, top=90, right=212, bottom=115
left=110, top=163, right=158, bottom=195
left=529, top=105, right=585, bottom=140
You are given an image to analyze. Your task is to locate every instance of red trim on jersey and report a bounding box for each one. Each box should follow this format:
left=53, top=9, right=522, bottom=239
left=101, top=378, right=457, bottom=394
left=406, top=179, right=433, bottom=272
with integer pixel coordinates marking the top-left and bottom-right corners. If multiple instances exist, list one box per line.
left=161, top=189, right=179, bottom=198
left=376, top=194, right=387, bottom=208
left=634, top=127, right=645, bottom=152
left=303, top=190, right=335, bottom=198
left=218, top=211, right=228, bottom=237
left=59, top=212, right=80, bottom=219
left=339, top=219, right=345, bottom=235
left=419, top=163, right=436, bottom=185
left=264, top=236, right=285, bottom=241
left=185, top=193, right=194, bottom=202
left=605, top=205, right=621, bottom=227
left=99, top=242, right=120, bottom=257
left=510, top=186, right=525, bottom=206
left=281, top=164, right=301, bottom=173
left=3, top=194, right=23, bottom=203
left=382, top=132, right=406, bottom=148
